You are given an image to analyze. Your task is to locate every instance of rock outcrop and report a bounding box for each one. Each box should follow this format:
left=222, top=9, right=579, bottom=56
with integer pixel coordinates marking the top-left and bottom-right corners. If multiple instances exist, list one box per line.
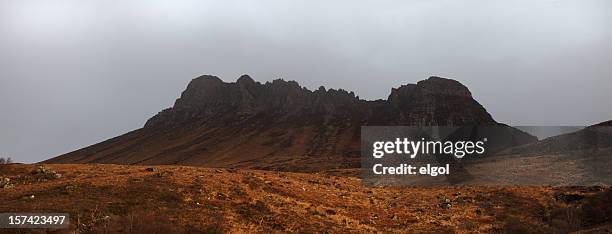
left=145, top=75, right=495, bottom=128
left=45, top=75, right=535, bottom=171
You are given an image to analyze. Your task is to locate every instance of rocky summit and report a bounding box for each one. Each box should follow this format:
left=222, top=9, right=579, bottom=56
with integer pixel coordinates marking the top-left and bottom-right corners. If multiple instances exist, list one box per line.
left=45, top=75, right=534, bottom=171
left=144, top=75, right=495, bottom=128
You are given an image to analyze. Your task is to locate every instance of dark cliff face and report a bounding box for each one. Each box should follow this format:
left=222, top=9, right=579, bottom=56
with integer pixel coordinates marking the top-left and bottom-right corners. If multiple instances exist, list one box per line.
left=145, top=75, right=496, bottom=128
left=386, top=77, right=494, bottom=125
left=145, top=75, right=362, bottom=127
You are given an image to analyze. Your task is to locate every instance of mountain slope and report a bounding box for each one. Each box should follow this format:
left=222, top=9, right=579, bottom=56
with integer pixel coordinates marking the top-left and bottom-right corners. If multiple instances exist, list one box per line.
left=45, top=75, right=535, bottom=171
left=503, top=120, right=612, bottom=155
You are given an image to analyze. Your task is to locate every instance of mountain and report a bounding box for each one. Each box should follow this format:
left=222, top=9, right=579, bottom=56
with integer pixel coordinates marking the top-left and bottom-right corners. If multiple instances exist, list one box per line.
left=45, top=75, right=535, bottom=171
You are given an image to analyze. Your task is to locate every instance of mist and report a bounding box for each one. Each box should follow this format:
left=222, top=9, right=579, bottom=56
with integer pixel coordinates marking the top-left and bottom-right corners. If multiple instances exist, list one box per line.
left=1, top=0, right=611, bottom=163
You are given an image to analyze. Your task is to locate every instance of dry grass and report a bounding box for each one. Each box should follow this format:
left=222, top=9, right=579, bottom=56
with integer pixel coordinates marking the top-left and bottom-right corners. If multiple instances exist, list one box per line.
left=0, top=163, right=610, bottom=233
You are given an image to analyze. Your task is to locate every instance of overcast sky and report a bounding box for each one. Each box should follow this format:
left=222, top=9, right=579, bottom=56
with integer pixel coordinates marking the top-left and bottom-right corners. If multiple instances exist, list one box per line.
left=1, top=0, right=611, bottom=163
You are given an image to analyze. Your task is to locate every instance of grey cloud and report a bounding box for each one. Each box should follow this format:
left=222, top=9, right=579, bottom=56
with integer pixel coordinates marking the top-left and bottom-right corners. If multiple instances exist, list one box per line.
left=1, top=0, right=611, bottom=162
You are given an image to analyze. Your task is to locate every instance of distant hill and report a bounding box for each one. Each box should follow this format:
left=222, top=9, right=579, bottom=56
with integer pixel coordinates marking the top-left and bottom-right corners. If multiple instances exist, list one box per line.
left=502, top=120, right=612, bottom=155
left=45, top=75, right=535, bottom=171
left=461, top=121, right=612, bottom=186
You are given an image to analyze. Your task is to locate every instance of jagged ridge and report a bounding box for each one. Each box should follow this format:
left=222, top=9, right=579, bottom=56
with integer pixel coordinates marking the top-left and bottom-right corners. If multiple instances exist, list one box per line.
left=145, top=75, right=495, bottom=128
